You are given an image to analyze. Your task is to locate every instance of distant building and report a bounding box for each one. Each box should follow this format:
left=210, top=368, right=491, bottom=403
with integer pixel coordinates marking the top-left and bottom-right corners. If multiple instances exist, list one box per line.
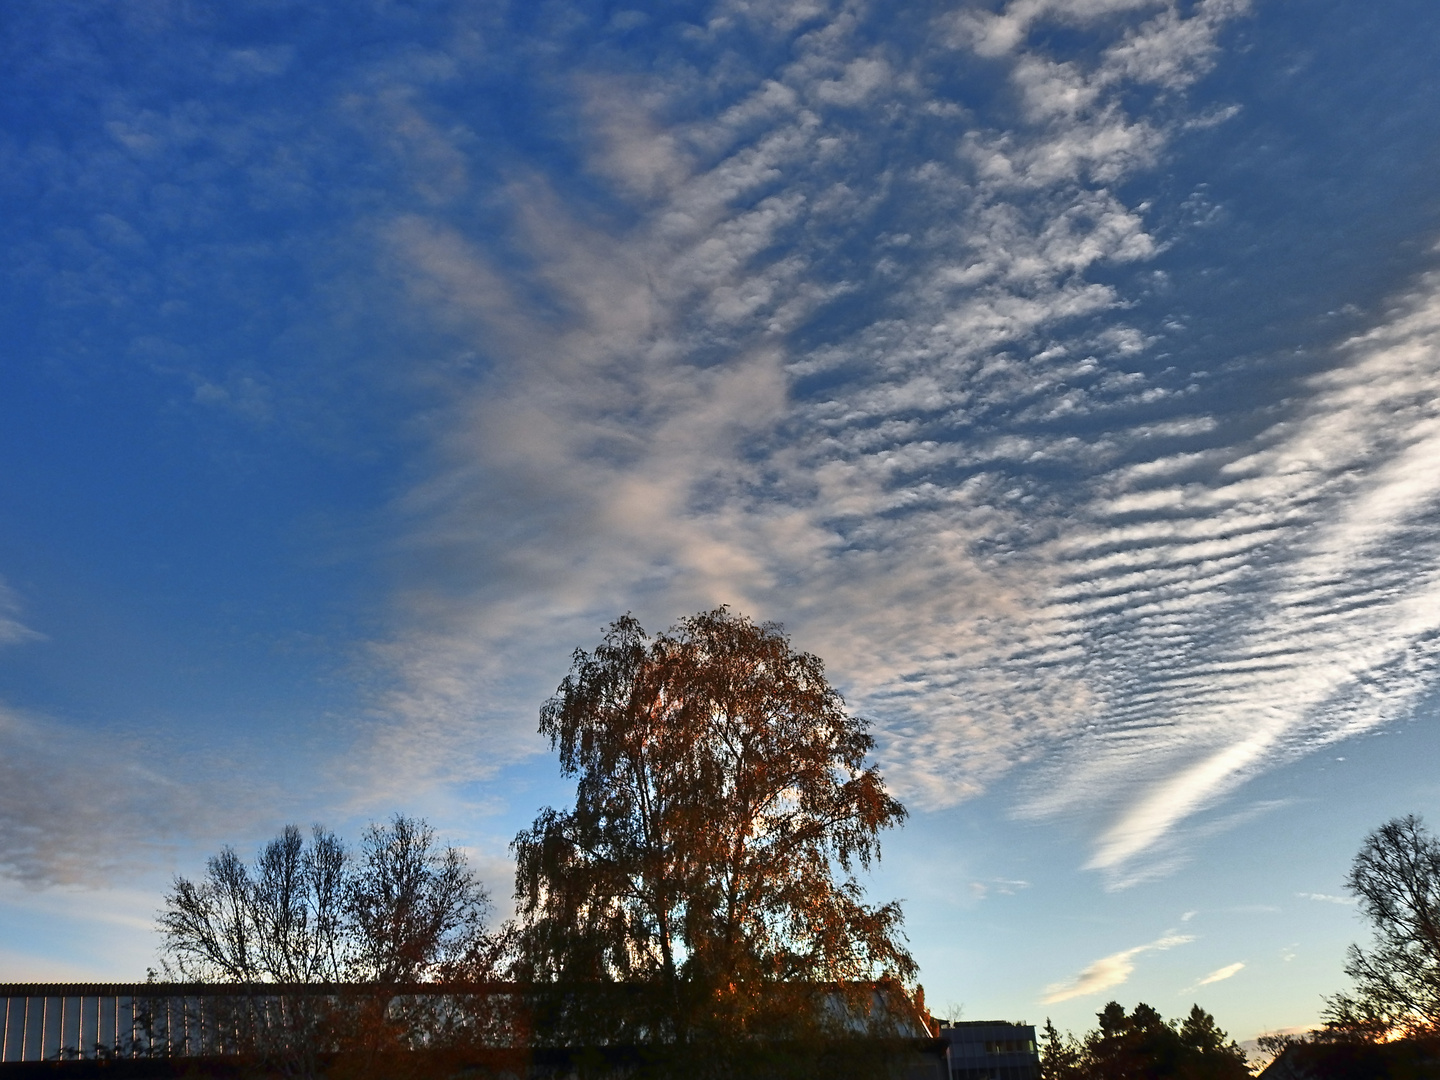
left=1, top=982, right=949, bottom=1078
left=937, top=1020, right=1040, bottom=1080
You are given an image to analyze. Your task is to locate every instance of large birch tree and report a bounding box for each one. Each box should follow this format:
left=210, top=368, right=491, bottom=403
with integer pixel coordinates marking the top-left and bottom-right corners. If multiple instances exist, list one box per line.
left=511, top=608, right=916, bottom=1053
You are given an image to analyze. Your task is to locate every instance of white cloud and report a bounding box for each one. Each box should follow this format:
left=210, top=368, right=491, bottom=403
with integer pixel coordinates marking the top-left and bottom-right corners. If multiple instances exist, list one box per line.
left=812, top=56, right=892, bottom=106
left=1041, top=933, right=1194, bottom=1004
left=1195, top=961, right=1244, bottom=986
left=1102, top=0, right=1251, bottom=91
left=946, top=0, right=1170, bottom=60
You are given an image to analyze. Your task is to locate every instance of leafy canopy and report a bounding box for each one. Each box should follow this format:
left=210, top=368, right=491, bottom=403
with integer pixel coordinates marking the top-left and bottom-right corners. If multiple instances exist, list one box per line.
left=512, top=608, right=916, bottom=1045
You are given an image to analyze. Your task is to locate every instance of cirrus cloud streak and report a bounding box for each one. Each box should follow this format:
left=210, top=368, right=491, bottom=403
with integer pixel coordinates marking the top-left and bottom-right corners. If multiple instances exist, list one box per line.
left=1041, top=933, right=1195, bottom=1004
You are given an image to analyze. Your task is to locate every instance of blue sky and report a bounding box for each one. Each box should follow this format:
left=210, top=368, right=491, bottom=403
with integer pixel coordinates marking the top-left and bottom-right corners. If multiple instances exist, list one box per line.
left=3, top=0, right=1440, bottom=1047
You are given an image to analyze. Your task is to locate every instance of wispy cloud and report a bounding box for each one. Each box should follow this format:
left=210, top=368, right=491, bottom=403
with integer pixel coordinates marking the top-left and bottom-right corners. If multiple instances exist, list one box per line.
left=970, top=878, right=1032, bottom=900
left=0, top=704, right=275, bottom=888
left=353, top=0, right=1258, bottom=811
left=0, top=579, right=43, bottom=648
left=1041, top=933, right=1194, bottom=1004
left=311, top=0, right=1440, bottom=888
left=1194, top=961, right=1244, bottom=987
left=1297, top=892, right=1356, bottom=906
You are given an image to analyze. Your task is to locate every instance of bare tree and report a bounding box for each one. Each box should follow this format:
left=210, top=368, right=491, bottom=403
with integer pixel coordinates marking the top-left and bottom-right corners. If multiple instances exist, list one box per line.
left=160, top=815, right=493, bottom=988
left=347, top=814, right=492, bottom=985
left=1325, top=814, right=1440, bottom=1036
left=160, top=825, right=347, bottom=984
left=159, top=816, right=505, bottom=1077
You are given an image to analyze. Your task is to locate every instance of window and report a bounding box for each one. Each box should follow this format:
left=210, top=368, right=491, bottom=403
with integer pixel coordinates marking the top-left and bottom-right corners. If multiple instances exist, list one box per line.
left=984, top=1040, right=1036, bottom=1055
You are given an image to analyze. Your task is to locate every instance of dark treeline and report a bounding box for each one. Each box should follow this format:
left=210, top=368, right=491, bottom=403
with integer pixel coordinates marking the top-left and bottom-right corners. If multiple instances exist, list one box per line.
left=1039, top=1003, right=1249, bottom=1080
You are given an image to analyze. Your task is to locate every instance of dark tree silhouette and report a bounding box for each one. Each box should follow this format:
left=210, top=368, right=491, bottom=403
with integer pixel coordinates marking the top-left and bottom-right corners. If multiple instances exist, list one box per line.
left=1176, top=1004, right=1251, bottom=1079
left=1325, top=814, right=1440, bottom=1037
left=1039, top=1018, right=1082, bottom=1080
left=512, top=608, right=917, bottom=1058
left=160, top=815, right=493, bottom=986
left=158, top=815, right=503, bottom=1078
left=159, top=824, right=348, bottom=983
left=1040, top=1003, right=1248, bottom=1080
left=346, top=815, right=493, bottom=984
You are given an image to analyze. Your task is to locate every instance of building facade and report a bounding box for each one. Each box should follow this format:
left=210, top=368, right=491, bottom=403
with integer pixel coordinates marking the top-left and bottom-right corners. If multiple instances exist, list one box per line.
left=1, top=983, right=212, bottom=1063
left=937, top=1020, right=1040, bottom=1080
